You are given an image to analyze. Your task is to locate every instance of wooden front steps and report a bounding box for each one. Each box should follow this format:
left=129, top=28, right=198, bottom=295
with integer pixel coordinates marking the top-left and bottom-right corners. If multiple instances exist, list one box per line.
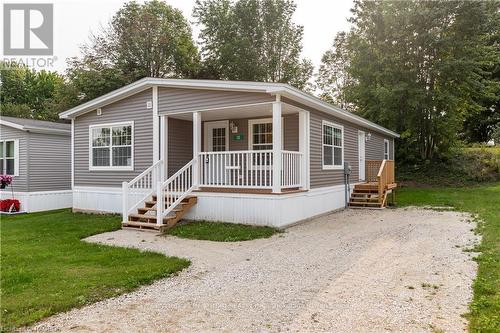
left=348, top=183, right=396, bottom=209
left=122, top=196, right=197, bottom=232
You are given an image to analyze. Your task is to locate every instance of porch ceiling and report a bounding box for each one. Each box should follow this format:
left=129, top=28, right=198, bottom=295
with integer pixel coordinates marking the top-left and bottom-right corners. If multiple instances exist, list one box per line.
left=169, top=102, right=302, bottom=121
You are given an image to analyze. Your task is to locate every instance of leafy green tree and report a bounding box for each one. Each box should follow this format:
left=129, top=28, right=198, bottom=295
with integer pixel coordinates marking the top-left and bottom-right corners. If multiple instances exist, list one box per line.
left=193, top=0, right=313, bottom=90
left=0, top=63, right=75, bottom=121
left=67, top=0, right=199, bottom=102
left=317, top=0, right=498, bottom=161
left=316, top=32, right=353, bottom=109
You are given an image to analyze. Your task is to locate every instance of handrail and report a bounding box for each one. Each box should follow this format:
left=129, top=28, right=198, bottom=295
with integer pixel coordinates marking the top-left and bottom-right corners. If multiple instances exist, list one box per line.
left=156, top=158, right=196, bottom=224
left=376, top=159, right=395, bottom=204
left=122, top=159, right=163, bottom=222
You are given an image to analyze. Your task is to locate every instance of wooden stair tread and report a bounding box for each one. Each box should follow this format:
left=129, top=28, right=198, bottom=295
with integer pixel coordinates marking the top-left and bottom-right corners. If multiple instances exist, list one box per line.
left=122, top=221, right=162, bottom=229
left=349, top=201, right=382, bottom=206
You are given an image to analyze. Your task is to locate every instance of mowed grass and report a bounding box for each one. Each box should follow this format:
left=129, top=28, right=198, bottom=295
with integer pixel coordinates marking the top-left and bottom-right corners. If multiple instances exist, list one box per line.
left=0, top=209, right=190, bottom=331
left=397, top=183, right=500, bottom=332
left=166, top=221, right=279, bottom=242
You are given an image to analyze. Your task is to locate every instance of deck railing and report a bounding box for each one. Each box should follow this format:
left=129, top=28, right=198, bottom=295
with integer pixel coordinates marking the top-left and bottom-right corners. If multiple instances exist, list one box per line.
left=366, top=160, right=382, bottom=182
left=199, top=150, right=303, bottom=189
left=376, top=159, right=395, bottom=205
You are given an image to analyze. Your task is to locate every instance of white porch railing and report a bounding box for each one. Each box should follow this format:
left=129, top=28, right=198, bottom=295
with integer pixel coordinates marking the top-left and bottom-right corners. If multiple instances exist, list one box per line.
left=122, top=159, right=163, bottom=221
left=156, top=158, right=196, bottom=224
left=199, top=150, right=303, bottom=189
left=281, top=150, right=302, bottom=188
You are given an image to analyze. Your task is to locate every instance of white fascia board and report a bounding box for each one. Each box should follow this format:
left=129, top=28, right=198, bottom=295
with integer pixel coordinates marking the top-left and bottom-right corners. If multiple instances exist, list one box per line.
left=59, top=77, right=399, bottom=138
left=0, top=119, right=25, bottom=130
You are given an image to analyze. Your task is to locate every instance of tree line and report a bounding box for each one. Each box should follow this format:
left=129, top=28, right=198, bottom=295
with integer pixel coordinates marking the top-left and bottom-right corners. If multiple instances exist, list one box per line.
left=1, top=0, right=498, bottom=163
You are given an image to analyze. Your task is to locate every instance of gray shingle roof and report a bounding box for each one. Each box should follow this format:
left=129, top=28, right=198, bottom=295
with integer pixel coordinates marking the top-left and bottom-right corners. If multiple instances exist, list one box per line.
left=1, top=116, right=70, bottom=132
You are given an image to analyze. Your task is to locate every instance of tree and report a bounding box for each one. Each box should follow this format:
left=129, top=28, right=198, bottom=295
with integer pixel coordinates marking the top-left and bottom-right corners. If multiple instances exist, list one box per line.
left=67, top=0, right=199, bottom=102
left=193, top=0, right=313, bottom=90
left=317, top=0, right=498, bottom=161
left=316, top=32, right=353, bottom=109
left=0, top=63, right=76, bottom=121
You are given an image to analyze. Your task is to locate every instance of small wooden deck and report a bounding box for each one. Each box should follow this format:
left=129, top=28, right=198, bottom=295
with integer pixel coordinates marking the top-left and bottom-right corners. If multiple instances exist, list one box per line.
left=349, top=160, right=397, bottom=209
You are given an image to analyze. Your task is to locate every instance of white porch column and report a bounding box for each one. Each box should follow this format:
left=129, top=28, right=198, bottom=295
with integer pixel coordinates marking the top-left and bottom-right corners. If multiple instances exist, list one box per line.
left=160, top=115, right=167, bottom=181
left=272, top=98, right=282, bottom=193
left=193, top=112, right=201, bottom=188
left=152, top=86, right=159, bottom=162
left=298, top=110, right=310, bottom=190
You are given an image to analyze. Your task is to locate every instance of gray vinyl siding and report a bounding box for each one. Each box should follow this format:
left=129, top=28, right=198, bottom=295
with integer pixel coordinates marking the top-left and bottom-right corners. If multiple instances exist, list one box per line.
left=280, top=97, right=394, bottom=189
left=27, top=132, right=71, bottom=191
left=0, top=125, right=29, bottom=192
left=158, top=87, right=274, bottom=114
left=74, top=89, right=154, bottom=187
left=201, top=114, right=298, bottom=152
left=0, top=125, right=71, bottom=192
left=168, top=118, right=193, bottom=177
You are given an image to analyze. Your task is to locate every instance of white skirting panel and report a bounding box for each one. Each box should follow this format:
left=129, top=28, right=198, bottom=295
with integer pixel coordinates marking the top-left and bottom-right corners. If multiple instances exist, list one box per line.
left=73, top=186, right=123, bottom=214
left=72, top=184, right=355, bottom=228
left=0, top=190, right=73, bottom=213
left=185, top=184, right=352, bottom=228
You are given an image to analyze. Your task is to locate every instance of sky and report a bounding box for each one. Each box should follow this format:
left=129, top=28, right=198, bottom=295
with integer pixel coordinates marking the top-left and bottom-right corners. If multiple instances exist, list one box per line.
left=2, top=0, right=354, bottom=73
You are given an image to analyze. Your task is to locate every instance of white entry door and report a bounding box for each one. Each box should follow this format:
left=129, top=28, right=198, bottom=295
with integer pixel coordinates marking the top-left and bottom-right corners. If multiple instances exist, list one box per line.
left=204, top=121, right=229, bottom=185
left=358, top=131, right=366, bottom=181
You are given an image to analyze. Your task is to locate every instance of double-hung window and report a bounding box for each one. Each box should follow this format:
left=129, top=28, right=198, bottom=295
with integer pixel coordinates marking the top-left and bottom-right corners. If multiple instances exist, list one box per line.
left=384, top=139, right=390, bottom=160
left=89, top=122, right=133, bottom=170
left=322, top=121, right=343, bottom=169
left=0, top=140, right=18, bottom=176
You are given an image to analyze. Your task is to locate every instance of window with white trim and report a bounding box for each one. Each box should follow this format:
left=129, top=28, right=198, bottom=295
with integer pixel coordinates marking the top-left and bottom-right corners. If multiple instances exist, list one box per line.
left=322, top=121, right=343, bottom=169
left=384, top=139, right=390, bottom=160
left=249, top=119, right=273, bottom=151
left=90, top=122, right=133, bottom=170
left=0, top=140, right=17, bottom=175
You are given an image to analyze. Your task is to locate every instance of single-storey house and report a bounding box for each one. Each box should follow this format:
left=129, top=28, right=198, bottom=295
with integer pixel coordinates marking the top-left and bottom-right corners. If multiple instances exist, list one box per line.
left=0, top=116, right=72, bottom=212
left=60, top=78, right=398, bottom=230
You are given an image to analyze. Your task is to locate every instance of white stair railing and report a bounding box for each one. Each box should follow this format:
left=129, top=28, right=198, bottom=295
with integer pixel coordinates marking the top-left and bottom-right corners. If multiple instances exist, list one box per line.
left=156, top=158, right=196, bottom=225
left=122, top=159, right=163, bottom=222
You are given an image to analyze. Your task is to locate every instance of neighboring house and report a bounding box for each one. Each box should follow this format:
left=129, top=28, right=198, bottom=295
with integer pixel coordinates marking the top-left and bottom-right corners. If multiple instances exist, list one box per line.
left=0, top=116, right=72, bottom=212
left=60, top=78, right=398, bottom=230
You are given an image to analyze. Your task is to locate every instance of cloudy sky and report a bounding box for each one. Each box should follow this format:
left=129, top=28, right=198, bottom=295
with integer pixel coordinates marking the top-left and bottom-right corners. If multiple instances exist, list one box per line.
left=3, top=0, right=354, bottom=73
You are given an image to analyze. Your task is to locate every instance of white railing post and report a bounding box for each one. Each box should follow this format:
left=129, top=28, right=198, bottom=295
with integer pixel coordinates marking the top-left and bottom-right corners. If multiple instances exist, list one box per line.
left=192, top=112, right=201, bottom=188
left=122, top=181, right=128, bottom=222
left=272, top=99, right=282, bottom=193
left=156, top=181, right=163, bottom=225
left=298, top=110, right=308, bottom=189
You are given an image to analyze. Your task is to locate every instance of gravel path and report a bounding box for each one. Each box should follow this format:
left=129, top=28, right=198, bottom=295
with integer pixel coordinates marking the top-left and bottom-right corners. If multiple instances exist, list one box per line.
left=25, top=207, right=479, bottom=333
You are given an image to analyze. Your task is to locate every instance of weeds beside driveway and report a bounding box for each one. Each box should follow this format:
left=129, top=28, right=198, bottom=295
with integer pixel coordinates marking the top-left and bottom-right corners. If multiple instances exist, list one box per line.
left=0, top=209, right=189, bottom=331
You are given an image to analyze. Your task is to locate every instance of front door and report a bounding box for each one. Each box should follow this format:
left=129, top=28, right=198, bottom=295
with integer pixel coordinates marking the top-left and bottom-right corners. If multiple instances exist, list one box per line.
left=358, top=131, right=366, bottom=181
left=204, top=121, right=229, bottom=185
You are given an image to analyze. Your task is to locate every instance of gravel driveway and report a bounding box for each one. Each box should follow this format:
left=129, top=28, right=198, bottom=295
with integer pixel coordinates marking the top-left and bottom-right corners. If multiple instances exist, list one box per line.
left=26, top=207, right=479, bottom=333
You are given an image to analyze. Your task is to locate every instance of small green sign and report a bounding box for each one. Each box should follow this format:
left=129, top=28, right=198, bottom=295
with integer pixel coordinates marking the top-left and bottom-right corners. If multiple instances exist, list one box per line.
left=233, top=134, right=244, bottom=141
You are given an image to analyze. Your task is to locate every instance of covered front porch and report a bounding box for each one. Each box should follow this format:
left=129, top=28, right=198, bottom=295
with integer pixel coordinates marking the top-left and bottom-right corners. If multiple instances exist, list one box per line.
left=161, top=97, right=310, bottom=193
left=122, top=95, right=310, bottom=229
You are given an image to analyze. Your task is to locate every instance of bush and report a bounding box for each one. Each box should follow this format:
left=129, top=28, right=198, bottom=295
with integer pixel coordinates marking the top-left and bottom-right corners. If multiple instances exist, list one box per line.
left=397, top=147, right=500, bottom=186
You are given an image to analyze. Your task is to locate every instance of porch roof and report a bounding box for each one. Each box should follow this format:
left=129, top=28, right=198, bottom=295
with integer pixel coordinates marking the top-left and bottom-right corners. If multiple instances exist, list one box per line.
left=59, top=78, right=399, bottom=138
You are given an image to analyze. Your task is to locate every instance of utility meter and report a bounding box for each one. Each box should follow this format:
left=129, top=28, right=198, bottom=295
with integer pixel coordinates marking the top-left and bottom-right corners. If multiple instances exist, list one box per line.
left=344, top=161, right=352, bottom=175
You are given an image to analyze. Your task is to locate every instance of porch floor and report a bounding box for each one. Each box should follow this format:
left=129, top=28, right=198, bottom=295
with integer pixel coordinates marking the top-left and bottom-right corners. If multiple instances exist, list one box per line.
left=195, top=187, right=306, bottom=195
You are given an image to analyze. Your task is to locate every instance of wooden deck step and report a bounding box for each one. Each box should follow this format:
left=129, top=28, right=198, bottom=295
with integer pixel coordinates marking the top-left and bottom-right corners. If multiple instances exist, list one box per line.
left=348, top=201, right=382, bottom=207
left=121, top=221, right=162, bottom=230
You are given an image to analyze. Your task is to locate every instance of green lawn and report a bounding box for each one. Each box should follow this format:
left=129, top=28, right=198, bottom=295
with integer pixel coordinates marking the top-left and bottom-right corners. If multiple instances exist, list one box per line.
left=397, top=183, right=500, bottom=332
left=166, top=220, right=279, bottom=242
left=0, top=209, right=190, bottom=331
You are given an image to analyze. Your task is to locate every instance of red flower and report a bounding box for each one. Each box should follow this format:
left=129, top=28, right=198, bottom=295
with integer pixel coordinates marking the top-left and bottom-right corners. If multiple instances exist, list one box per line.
left=0, top=199, right=20, bottom=212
